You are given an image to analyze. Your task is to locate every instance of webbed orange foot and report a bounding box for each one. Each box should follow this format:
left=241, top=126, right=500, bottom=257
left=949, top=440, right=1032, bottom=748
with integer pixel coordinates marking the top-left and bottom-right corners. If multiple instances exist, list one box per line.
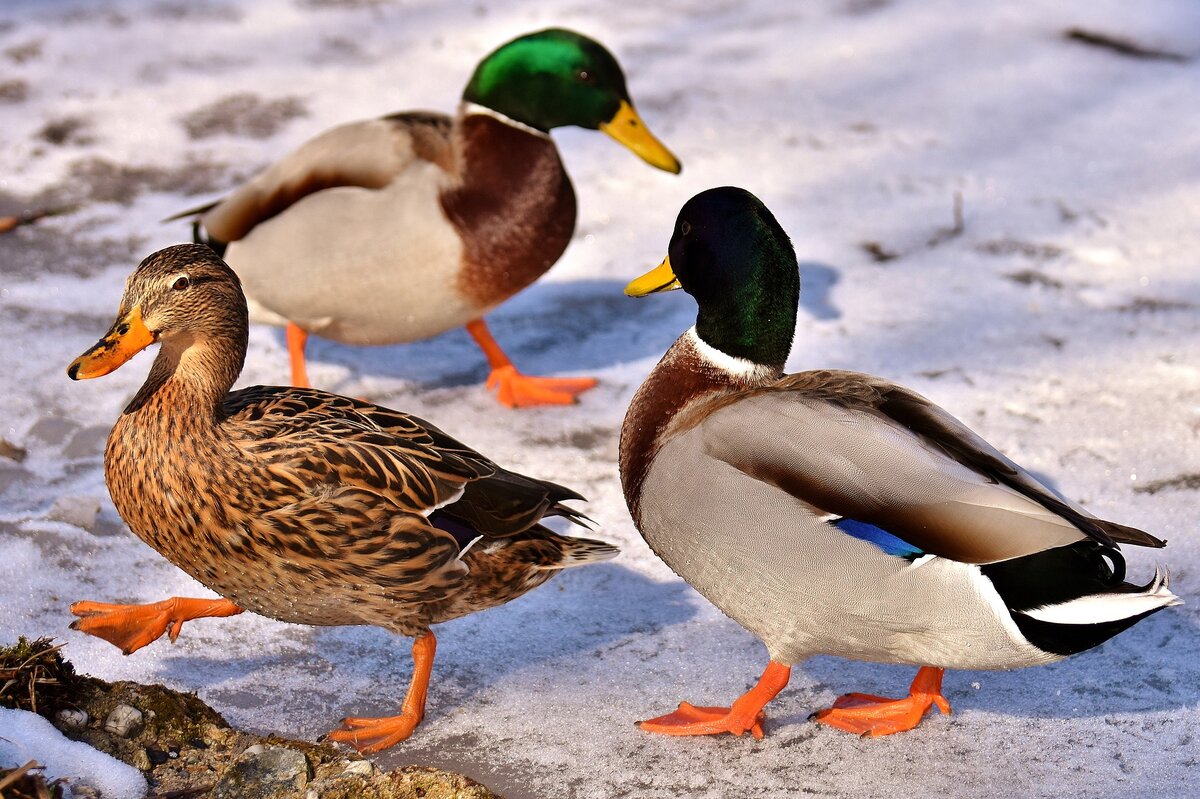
left=328, top=632, right=437, bottom=753
left=465, top=318, right=597, bottom=408
left=69, top=597, right=243, bottom=655
left=485, top=365, right=598, bottom=407
left=638, top=701, right=767, bottom=739
left=327, top=712, right=423, bottom=754
left=812, top=666, right=951, bottom=737
left=638, top=660, right=790, bottom=741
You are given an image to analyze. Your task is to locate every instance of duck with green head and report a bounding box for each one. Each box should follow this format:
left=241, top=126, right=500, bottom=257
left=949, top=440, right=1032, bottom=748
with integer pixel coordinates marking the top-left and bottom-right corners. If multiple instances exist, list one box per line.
left=620, top=186, right=1178, bottom=739
left=171, top=28, right=680, bottom=407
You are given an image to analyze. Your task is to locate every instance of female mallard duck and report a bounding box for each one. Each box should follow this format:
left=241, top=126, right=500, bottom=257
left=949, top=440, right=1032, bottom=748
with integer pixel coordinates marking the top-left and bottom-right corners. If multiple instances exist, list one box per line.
left=66, top=244, right=618, bottom=752
left=169, top=28, right=680, bottom=408
left=620, top=187, right=1179, bottom=739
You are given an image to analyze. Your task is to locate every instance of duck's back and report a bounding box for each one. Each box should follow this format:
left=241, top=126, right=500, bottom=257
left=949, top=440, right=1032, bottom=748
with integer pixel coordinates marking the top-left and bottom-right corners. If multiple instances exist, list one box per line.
left=210, top=114, right=472, bottom=344
left=206, top=111, right=578, bottom=347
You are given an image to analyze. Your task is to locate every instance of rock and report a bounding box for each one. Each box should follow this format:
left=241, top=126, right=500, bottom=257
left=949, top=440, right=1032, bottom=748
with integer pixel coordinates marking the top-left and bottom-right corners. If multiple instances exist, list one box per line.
left=202, top=721, right=235, bottom=746
left=25, top=417, right=80, bottom=447
left=341, top=759, right=373, bottom=777
left=63, top=425, right=110, bottom=459
left=56, top=707, right=88, bottom=730
left=46, top=495, right=102, bottom=530
left=212, top=744, right=312, bottom=799
left=0, top=437, right=26, bottom=462
left=104, top=704, right=144, bottom=738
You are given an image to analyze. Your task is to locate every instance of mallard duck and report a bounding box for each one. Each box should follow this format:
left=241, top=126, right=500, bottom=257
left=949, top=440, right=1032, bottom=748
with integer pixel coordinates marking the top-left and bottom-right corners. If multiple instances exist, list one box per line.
left=169, top=28, right=681, bottom=408
left=65, top=243, right=618, bottom=752
left=619, top=186, right=1179, bottom=739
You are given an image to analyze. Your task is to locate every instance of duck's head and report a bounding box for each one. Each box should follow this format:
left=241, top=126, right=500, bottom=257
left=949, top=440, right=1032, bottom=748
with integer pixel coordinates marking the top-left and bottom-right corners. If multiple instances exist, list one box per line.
left=463, top=28, right=681, bottom=174
left=626, top=186, right=799, bottom=372
left=68, top=244, right=247, bottom=380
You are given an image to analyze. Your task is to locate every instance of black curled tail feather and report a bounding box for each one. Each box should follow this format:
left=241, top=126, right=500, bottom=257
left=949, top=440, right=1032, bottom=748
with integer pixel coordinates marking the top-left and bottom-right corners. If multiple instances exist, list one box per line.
left=982, top=541, right=1177, bottom=657
left=981, top=540, right=1124, bottom=613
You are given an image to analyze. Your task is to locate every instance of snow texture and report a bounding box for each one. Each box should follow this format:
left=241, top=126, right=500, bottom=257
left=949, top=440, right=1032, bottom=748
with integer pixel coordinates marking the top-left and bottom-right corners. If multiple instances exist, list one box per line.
left=0, top=708, right=147, bottom=799
left=1, top=1, right=1198, bottom=798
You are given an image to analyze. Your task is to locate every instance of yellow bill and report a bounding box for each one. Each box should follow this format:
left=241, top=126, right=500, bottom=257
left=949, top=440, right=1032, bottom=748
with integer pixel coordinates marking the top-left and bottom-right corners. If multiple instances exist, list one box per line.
left=67, top=306, right=157, bottom=380
left=600, top=100, right=682, bottom=174
left=625, top=256, right=681, bottom=297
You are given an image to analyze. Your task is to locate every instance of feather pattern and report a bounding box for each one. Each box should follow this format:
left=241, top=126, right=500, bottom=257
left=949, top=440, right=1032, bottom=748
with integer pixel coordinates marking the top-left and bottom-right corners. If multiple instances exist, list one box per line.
left=100, top=245, right=617, bottom=639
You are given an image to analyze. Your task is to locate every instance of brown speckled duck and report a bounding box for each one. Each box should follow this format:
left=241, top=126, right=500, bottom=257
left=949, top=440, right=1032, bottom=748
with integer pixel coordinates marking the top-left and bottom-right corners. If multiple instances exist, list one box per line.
left=66, top=243, right=618, bottom=752
left=170, top=28, right=681, bottom=407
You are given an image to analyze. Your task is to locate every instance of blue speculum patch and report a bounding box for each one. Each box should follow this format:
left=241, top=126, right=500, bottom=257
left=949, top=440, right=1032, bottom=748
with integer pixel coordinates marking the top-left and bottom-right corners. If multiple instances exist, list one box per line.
left=832, top=517, right=924, bottom=559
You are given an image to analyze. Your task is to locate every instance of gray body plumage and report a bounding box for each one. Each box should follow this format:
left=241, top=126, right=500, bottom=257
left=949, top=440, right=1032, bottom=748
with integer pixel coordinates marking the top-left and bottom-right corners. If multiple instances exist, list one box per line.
left=624, top=330, right=1177, bottom=669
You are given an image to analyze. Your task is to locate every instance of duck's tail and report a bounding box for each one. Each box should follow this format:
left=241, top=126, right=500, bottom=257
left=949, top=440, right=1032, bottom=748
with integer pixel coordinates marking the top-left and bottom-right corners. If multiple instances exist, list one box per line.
left=534, top=534, right=619, bottom=570
left=982, top=541, right=1181, bottom=657
left=1021, top=566, right=1180, bottom=626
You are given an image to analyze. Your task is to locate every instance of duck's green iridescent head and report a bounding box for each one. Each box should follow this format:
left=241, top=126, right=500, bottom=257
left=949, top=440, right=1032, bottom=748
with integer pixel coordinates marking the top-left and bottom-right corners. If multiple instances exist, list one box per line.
left=626, top=187, right=799, bottom=370
left=463, top=28, right=681, bottom=173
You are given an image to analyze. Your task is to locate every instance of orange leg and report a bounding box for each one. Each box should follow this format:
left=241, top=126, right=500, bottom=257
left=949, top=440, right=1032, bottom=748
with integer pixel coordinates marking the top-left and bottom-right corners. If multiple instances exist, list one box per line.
left=465, top=318, right=597, bottom=408
left=812, top=666, right=951, bottom=737
left=327, top=631, right=437, bottom=753
left=70, top=597, right=244, bottom=655
left=0, top=206, right=73, bottom=234
left=638, top=660, right=791, bottom=740
left=285, top=322, right=311, bottom=388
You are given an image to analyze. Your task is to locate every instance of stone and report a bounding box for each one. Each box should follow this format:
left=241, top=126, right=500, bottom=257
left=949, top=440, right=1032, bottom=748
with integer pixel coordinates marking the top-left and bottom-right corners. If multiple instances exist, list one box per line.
left=63, top=425, right=110, bottom=459
left=56, top=707, right=89, bottom=730
left=46, top=495, right=102, bottom=530
left=340, top=759, right=373, bottom=777
left=212, top=744, right=311, bottom=799
left=26, top=416, right=80, bottom=447
left=104, top=703, right=144, bottom=738
left=0, top=437, right=26, bottom=462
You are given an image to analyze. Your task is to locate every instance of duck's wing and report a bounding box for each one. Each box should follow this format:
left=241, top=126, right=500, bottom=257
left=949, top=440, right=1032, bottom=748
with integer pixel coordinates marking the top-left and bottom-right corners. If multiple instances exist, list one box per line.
left=223, top=386, right=586, bottom=541
left=689, top=370, right=1162, bottom=565
left=171, top=112, right=454, bottom=244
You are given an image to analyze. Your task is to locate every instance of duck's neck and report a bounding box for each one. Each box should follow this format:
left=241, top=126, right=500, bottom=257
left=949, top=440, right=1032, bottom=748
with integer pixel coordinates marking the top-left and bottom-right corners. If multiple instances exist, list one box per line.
left=124, top=329, right=246, bottom=423
left=442, top=105, right=577, bottom=306
left=619, top=327, right=781, bottom=520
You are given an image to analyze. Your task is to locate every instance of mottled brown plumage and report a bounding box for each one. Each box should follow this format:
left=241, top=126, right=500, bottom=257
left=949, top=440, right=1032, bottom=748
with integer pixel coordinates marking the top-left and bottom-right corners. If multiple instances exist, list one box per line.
left=68, top=243, right=617, bottom=750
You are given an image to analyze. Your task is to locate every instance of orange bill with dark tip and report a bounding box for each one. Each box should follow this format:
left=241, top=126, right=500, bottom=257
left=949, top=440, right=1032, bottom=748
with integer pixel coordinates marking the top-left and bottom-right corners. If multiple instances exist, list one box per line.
left=67, top=306, right=156, bottom=380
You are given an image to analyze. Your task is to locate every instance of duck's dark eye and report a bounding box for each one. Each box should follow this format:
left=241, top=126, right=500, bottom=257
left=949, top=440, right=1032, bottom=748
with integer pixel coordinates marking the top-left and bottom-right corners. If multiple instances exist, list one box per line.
left=172, top=276, right=190, bottom=291
left=680, top=221, right=692, bottom=236
left=578, top=70, right=595, bottom=84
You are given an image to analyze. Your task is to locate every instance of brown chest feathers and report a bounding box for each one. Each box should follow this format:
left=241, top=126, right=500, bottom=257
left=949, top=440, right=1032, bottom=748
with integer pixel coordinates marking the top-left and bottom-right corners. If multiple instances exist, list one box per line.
left=620, top=335, right=768, bottom=522
left=442, top=113, right=577, bottom=307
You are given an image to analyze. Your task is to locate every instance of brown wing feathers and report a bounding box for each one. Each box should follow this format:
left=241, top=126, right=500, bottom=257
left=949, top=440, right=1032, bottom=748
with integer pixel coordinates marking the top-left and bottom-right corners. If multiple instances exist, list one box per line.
left=874, top=383, right=1166, bottom=549
left=171, top=112, right=455, bottom=244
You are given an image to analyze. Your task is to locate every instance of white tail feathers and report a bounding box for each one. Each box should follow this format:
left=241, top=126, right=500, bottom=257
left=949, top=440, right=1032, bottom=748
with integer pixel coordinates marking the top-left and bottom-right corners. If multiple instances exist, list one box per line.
left=1024, top=567, right=1182, bottom=625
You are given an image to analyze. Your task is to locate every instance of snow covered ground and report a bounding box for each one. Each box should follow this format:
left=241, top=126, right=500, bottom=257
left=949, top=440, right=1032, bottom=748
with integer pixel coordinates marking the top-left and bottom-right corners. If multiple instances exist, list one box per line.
left=2, top=1, right=1199, bottom=797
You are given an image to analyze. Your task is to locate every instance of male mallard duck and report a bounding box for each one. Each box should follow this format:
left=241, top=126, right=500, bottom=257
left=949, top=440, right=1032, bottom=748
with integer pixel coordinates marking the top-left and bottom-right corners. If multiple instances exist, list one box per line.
left=619, top=187, right=1179, bottom=739
left=170, top=28, right=680, bottom=408
left=66, top=244, right=618, bottom=752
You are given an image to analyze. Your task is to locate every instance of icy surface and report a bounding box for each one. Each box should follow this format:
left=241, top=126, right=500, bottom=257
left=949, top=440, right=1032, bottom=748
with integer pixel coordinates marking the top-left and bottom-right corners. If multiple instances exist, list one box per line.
left=0, top=708, right=147, bottom=799
left=1, top=1, right=1198, bottom=798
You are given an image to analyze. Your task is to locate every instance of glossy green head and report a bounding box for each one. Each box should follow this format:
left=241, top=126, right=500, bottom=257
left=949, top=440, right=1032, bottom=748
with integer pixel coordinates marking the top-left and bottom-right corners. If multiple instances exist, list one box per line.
left=464, top=29, right=629, bottom=130
left=627, top=187, right=799, bottom=370
left=462, top=29, right=681, bottom=172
